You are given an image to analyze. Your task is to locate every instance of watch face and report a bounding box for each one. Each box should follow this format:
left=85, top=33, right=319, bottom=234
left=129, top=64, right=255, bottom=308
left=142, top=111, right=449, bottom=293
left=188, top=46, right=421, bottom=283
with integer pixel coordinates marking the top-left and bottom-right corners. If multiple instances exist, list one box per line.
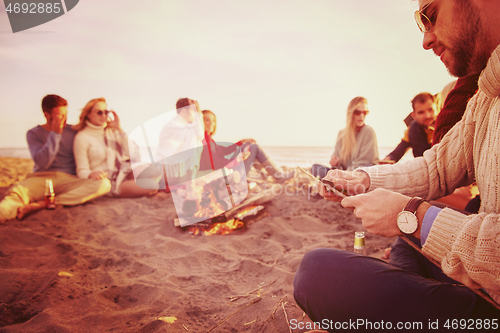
left=397, top=211, right=418, bottom=235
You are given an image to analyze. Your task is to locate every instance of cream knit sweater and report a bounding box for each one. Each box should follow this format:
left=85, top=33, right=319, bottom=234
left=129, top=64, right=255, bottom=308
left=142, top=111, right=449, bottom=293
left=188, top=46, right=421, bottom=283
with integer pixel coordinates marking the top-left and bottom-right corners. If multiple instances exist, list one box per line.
left=74, top=122, right=115, bottom=179
left=361, top=44, right=500, bottom=306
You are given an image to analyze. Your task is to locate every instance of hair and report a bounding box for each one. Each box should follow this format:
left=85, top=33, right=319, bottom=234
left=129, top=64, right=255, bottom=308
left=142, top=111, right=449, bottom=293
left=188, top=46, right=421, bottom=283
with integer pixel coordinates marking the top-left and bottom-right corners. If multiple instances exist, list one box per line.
left=176, top=98, right=199, bottom=113
left=411, top=92, right=435, bottom=112
left=41, top=95, right=67, bottom=114
left=72, top=98, right=106, bottom=131
left=340, top=96, right=368, bottom=163
left=202, top=110, right=217, bottom=135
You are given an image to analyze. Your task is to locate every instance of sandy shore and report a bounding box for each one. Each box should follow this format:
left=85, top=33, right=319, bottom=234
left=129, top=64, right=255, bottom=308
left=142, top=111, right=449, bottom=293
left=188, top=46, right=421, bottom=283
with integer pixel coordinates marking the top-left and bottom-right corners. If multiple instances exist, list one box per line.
left=0, top=157, right=394, bottom=332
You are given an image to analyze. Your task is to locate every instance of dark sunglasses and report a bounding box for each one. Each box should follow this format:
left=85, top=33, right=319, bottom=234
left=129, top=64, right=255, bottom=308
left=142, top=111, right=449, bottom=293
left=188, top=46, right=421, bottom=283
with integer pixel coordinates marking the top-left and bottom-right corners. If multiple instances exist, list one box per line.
left=353, top=110, right=369, bottom=116
left=96, top=110, right=111, bottom=116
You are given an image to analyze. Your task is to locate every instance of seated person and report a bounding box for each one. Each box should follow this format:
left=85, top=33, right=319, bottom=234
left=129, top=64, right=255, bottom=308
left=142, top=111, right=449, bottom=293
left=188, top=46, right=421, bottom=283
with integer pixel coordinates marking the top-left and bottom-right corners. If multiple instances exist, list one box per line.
left=433, top=73, right=480, bottom=145
left=311, top=96, right=379, bottom=178
left=73, top=98, right=159, bottom=197
left=432, top=73, right=481, bottom=213
left=0, top=95, right=111, bottom=222
left=154, top=98, right=205, bottom=186
left=383, top=92, right=436, bottom=163
left=200, top=110, right=294, bottom=182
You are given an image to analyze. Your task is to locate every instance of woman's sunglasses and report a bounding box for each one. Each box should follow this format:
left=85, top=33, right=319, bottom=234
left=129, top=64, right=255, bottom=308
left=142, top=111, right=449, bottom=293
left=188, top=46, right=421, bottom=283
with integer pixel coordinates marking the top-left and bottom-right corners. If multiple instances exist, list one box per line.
left=353, top=110, right=369, bottom=116
left=96, top=110, right=111, bottom=116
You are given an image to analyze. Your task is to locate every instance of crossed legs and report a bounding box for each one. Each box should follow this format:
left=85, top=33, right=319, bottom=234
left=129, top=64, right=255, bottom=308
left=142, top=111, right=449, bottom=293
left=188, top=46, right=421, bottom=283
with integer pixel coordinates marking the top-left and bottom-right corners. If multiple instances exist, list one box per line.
left=293, top=245, right=499, bottom=332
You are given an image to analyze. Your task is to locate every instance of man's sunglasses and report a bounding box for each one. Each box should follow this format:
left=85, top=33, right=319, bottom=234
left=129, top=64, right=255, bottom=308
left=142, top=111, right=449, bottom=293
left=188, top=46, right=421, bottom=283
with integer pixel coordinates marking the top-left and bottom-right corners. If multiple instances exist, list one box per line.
left=414, top=0, right=435, bottom=33
left=353, top=110, right=369, bottom=116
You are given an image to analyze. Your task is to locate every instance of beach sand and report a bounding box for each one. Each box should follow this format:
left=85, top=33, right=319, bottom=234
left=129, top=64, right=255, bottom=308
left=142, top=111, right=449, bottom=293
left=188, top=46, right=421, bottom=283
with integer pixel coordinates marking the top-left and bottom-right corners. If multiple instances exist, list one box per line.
left=0, top=157, right=394, bottom=332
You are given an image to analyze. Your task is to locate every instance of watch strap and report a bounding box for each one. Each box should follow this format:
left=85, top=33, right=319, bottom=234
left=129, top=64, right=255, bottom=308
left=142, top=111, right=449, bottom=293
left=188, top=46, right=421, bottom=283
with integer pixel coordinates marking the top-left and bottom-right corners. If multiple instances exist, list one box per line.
left=404, top=197, right=425, bottom=214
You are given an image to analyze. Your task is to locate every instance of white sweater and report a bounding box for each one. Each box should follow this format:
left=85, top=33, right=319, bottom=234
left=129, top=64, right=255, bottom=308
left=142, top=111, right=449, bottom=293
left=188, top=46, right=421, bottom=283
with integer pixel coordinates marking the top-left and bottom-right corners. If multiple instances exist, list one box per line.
left=73, top=122, right=114, bottom=179
left=361, top=44, right=500, bottom=306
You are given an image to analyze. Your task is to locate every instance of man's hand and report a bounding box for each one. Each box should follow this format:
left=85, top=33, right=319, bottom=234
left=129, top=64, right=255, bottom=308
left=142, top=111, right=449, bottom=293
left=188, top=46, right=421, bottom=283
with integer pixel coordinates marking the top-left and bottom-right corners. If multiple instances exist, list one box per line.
left=319, top=169, right=370, bottom=202
left=341, top=188, right=411, bottom=238
left=89, top=170, right=109, bottom=180
left=49, top=112, right=66, bottom=134
left=329, top=155, right=340, bottom=167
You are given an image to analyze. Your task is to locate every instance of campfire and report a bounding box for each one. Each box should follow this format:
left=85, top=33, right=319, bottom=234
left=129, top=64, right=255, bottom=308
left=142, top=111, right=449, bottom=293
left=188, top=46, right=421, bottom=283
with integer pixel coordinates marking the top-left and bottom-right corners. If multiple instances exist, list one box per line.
left=183, top=204, right=266, bottom=236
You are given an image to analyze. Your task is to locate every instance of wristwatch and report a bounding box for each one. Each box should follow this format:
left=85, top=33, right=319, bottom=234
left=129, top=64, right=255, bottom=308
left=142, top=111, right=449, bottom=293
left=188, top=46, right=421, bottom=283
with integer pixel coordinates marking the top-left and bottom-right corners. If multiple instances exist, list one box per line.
left=397, top=197, right=425, bottom=235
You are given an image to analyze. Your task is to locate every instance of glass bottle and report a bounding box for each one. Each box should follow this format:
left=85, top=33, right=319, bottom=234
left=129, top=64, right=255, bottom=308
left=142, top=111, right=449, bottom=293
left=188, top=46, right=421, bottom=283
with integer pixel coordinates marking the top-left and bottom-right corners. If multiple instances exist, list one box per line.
left=354, top=231, right=366, bottom=255
left=44, top=179, right=56, bottom=210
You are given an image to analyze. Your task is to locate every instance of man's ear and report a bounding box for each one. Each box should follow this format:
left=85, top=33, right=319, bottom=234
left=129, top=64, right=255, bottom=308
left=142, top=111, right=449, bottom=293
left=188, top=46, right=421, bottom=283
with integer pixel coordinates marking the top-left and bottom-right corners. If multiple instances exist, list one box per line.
left=410, top=112, right=416, bottom=120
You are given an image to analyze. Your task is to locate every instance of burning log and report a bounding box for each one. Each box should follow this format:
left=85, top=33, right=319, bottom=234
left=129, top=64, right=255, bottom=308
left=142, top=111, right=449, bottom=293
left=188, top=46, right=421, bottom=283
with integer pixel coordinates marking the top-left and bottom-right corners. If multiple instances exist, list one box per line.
left=174, top=190, right=273, bottom=227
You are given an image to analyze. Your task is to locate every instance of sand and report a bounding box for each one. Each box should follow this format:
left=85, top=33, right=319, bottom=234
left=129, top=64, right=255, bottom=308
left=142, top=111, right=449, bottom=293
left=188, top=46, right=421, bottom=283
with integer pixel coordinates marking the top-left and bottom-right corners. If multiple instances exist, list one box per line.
left=0, top=157, right=394, bottom=333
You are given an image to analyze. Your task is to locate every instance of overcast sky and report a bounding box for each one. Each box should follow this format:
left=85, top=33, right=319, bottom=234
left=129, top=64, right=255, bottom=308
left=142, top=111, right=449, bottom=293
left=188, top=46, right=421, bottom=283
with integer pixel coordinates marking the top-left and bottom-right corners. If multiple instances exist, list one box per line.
left=0, top=0, right=454, bottom=149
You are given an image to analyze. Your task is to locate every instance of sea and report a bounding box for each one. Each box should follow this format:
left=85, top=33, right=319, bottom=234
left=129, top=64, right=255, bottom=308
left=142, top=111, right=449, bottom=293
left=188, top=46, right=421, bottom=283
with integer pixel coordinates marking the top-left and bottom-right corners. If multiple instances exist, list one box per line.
left=0, top=146, right=402, bottom=168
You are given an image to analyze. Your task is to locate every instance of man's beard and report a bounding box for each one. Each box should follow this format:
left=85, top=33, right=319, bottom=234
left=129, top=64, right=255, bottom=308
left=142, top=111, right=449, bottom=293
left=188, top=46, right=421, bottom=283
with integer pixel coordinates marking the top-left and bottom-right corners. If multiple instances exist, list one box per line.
left=447, top=0, right=490, bottom=77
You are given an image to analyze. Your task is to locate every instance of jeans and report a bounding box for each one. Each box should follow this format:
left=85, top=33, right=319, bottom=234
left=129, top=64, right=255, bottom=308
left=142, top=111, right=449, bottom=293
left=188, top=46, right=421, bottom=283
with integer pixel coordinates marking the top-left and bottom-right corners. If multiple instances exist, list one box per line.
left=241, top=143, right=269, bottom=173
left=293, top=238, right=500, bottom=332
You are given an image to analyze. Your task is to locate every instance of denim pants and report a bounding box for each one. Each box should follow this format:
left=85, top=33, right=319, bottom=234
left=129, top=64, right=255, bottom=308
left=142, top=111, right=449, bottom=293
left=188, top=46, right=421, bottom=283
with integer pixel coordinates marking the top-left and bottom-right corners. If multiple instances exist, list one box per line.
left=293, top=238, right=500, bottom=332
left=241, top=143, right=269, bottom=173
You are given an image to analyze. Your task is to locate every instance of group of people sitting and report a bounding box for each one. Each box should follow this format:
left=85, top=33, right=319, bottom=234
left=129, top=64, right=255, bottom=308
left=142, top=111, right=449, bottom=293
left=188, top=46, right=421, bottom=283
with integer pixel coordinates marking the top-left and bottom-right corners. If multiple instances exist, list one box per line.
left=0, top=95, right=294, bottom=223
left=0, top=81, right=479, bottom=222
left=293, top=0, right=500, bottom=328
left=311, top=91, right=441, bottom=180
left=310, top=79, right=482, bottom=214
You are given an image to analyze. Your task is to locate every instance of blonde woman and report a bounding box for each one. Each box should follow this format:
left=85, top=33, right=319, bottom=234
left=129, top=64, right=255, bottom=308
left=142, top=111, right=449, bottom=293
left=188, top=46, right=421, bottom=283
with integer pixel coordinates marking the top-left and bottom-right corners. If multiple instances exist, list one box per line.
left=73, top=98, right=159, bottom=197
left=312, top=96, right=379, bottom=177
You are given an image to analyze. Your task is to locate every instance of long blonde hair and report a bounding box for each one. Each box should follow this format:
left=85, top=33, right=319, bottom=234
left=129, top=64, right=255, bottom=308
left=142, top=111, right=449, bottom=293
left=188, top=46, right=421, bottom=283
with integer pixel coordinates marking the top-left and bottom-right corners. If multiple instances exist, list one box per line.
left=339, top=96, right=368, bottom=163
left=202, top=110, right=217, bottom=135
left=72, top=98, right=106, bottom=131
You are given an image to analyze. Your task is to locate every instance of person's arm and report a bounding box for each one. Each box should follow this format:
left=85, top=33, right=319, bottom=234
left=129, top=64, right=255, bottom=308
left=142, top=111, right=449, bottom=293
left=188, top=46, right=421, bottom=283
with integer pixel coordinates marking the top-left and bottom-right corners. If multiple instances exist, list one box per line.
left=340, top=114, right=499, bottom=295
left=408, top=121, right=431, bottom=157
left=351, top=126, right=379, bottom=169
left=338, top=183, right=500, bottom=298
left=27, top=128, right=62, bottom=171
left=385, top=140, right=411, bottom=162
left=73, top=132, right=92, bottom=179
left=422, top=207, right=500, bottom=295
left=331, top=131, right=342, bottom=167
left=359, top=115, right=473, bottom=200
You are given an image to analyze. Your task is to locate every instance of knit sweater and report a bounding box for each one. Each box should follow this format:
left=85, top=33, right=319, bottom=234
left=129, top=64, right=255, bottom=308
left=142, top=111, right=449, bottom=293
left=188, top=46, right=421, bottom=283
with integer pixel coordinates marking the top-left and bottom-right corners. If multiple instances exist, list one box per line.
left=361, top=44, right=500, bottom=306
left=333, top=125, right=379, bottom=170
left=73, top=122, right=116, bottom=179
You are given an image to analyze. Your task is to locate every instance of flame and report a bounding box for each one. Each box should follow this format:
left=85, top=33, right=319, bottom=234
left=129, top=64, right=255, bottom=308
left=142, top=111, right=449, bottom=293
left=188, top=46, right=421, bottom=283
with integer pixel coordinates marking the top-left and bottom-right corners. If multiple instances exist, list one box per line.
left=191, top=184, right=226, bottom=219
left=186, top=219, right=245, bottom=236
left=204, top=219, right=244, bottom=236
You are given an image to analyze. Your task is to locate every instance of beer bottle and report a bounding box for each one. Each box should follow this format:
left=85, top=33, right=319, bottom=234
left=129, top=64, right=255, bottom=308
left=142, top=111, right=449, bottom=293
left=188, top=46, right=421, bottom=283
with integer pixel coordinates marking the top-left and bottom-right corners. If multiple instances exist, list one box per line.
left=354, top=231, right=366, bottom=255
left=44, top=179, right=56, bottom=210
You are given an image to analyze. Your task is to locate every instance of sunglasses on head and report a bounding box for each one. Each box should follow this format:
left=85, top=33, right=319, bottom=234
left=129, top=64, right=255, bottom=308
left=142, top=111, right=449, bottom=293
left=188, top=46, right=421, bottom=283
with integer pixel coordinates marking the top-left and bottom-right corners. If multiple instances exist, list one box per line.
left=96, top=110, right=111, bottom=116
left=353, top=110, right=369, bottom=116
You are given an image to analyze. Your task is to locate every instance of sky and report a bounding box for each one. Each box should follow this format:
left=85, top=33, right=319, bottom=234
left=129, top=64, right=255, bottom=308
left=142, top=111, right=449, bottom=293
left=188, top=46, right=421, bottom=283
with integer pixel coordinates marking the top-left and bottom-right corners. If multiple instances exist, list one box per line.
left=0, top=0, right=454, bottom=149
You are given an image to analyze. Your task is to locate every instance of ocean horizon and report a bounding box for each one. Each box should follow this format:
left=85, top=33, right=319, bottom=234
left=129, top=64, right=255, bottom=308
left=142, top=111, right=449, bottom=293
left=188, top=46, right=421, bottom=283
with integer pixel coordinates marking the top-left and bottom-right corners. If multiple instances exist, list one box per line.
left=0, top=146, right=409, bottom=168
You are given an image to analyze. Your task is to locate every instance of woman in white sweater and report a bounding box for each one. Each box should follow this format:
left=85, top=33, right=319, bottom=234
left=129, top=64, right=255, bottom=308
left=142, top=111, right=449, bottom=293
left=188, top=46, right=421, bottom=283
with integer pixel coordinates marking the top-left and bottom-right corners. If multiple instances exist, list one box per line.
left=73, top=98, right=159, bottom=197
